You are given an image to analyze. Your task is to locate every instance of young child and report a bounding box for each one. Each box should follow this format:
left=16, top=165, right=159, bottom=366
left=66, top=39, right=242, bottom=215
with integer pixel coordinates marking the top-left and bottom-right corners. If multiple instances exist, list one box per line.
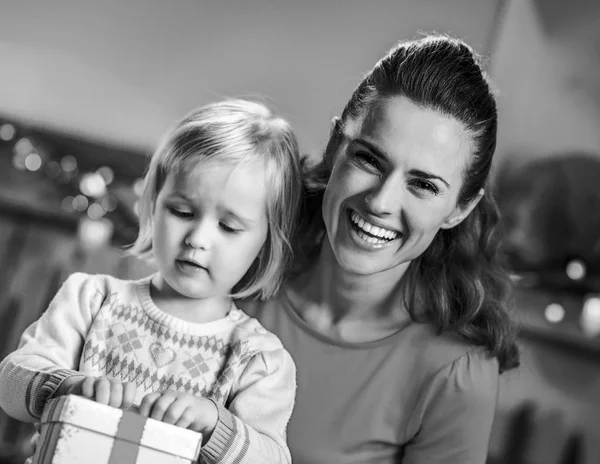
left=0, top=99, right=302, bottom=464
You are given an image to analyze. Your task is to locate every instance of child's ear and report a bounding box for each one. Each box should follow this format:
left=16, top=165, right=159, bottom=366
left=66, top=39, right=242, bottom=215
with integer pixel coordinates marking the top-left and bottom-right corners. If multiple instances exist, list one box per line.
left=441, top=189, right=484, bottom=229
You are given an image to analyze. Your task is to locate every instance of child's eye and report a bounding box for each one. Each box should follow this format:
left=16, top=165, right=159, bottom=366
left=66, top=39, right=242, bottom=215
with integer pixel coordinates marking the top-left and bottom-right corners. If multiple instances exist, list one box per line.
left=168, top=206, right=193, bottom=218
left=411, top=179, right=439, bottom=195
left=220, top=222, right=242, bottom=234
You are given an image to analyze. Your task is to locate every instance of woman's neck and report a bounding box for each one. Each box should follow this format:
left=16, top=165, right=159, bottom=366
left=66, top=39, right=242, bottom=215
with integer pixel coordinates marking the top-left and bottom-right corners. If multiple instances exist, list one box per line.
left=289, top=242, right=412, bottom=340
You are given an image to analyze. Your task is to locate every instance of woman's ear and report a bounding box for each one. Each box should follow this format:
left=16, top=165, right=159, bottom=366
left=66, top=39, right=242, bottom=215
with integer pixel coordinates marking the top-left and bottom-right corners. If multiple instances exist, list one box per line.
left=330, top=116, right=341, bottom=136
left=441, top=188, right=485, bottom=229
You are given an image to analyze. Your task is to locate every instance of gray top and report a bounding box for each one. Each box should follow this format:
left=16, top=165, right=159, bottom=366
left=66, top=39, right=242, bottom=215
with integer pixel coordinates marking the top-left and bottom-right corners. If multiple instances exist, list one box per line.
left=241, top=289, right=499, bottom=464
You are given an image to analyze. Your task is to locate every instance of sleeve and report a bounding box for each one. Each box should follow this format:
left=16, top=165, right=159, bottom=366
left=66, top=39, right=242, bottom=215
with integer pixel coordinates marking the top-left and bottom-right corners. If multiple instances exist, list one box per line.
left=403, top=348, right=499, bottom=464
left=200, top=347, right=296, bottom=464
left=0, top=272, right=103, bottom=422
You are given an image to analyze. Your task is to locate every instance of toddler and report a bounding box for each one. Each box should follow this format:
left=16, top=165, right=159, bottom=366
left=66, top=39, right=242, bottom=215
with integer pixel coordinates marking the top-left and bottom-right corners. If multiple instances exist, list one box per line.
left=0, top=99, right=302, bottom=464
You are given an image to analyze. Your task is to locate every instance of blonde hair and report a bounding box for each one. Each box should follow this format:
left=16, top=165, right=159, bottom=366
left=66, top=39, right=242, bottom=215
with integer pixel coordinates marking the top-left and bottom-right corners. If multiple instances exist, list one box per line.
left=128, top=99, right=302, bottom=300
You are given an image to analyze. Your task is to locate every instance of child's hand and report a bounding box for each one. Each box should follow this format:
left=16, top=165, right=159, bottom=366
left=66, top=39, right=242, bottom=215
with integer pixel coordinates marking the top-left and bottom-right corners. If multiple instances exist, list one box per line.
left=138, top=391, right=218, bottom=440
left=60, top=375, right=138, bottom=410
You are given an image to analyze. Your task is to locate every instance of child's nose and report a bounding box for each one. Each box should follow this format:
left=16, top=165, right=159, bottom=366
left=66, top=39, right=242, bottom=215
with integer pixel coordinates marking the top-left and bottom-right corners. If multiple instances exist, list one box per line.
left=184, top=221, right=213, bottom=250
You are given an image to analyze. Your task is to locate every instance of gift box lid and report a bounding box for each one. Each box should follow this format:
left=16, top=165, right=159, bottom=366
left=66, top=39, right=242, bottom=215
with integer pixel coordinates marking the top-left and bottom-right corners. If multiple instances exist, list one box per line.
left=41, top=395, right=202, bottom=461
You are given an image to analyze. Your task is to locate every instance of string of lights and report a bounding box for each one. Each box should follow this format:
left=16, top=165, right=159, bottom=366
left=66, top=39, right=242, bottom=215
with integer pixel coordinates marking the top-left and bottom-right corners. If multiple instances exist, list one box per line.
left=0, top=119, right=147, bottom=248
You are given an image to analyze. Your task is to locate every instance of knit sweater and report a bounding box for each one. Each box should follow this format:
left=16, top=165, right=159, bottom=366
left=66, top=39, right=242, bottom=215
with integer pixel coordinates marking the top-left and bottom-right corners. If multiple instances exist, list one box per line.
left=0, top=272, right=296, bottom=464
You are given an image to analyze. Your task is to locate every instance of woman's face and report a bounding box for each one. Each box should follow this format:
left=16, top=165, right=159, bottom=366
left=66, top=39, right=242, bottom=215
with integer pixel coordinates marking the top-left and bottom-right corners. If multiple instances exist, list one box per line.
left=322, top=96, right=481, bottom=277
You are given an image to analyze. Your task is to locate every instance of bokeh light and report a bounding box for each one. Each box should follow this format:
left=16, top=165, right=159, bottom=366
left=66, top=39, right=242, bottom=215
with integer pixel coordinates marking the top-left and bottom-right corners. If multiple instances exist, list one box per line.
left=101, top=195, right=118, bottom=212
left=580, top=296, right=600, bottom=337
left=60, top=155, right=77, bottom=173
left=12, top=152, right=27, bottom=170
left=0, top=124, right=16, bottom=141
left=77, top=217, right=114, bottom=250
left=566, top=259, right=586, bottom=281
left=72, top=195, right=89, bottom=212
left=24, top=153, right=42, bottom=172
left=97, top=166, right=114, bottom=185
left=61, top=196, right=75, bottom=213
left=79, top=172, right=107, bottom=198
left=87, top=203, right=105, bottom=220
left=133, top=178, right=145, bottom=196
left=544, top=303, right=565, bottom=324
left=14, top=138, right=33, bottom=156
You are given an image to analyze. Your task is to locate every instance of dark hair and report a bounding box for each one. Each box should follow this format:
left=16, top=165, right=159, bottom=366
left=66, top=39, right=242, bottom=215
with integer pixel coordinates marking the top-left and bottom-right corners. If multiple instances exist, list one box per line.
left=295, top=34, right=519, bottom=373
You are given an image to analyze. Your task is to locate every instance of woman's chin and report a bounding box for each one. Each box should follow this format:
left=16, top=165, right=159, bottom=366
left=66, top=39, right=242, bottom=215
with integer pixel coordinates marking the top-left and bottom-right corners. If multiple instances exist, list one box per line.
left=331, top=249, right=386, bottom=276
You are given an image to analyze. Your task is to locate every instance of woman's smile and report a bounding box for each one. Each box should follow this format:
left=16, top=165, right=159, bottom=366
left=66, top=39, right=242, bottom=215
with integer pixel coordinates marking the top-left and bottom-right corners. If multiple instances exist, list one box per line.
left=346, top=208, right=402, bottom=249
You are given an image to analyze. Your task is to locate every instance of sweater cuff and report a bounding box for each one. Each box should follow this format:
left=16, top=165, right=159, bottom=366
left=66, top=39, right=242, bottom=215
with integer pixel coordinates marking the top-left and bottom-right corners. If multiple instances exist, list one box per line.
left=200, top=400, right=238, bottom=463
left=35, top=369, right=84, bottom=415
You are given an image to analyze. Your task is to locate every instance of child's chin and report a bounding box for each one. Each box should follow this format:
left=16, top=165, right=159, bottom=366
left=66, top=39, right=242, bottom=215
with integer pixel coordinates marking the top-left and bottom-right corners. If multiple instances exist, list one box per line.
left=177, top=286, right=213, bottom=300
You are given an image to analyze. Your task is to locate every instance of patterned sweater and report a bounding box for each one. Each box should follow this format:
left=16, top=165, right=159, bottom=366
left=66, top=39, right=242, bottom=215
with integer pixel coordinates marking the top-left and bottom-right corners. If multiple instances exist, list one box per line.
left=0, top=272, right=296, bottom=464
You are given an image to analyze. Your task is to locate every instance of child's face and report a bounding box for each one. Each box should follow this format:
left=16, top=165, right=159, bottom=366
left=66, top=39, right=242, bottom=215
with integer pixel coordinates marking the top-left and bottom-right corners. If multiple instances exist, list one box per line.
left=151, top=159, right=269, bottom=300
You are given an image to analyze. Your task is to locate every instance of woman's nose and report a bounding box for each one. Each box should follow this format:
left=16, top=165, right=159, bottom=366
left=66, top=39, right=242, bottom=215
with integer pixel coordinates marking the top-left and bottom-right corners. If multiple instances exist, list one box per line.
left=365, top=177, right=402, bottom=216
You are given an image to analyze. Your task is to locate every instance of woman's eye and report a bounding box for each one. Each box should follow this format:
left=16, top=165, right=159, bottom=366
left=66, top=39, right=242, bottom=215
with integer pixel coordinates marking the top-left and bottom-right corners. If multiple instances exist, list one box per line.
left=412, top=179, right=439, bottom=195
left=353, top=151, right=381, bottom=170
left=168, top=206, right=193, bottom=218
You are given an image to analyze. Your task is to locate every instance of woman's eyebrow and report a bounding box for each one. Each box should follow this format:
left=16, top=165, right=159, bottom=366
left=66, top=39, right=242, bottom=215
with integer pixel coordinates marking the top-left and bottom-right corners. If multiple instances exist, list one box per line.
left=353, top=138, right=388, bottom=161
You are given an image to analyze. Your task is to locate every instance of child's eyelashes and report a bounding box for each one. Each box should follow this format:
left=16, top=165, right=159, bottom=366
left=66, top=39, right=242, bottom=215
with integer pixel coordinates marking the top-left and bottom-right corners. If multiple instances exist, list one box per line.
left=167, top=206, right=194, bottom=218
left=168, top=206, right=243, bottom=233
left=220, top=223, right=242, bottom=234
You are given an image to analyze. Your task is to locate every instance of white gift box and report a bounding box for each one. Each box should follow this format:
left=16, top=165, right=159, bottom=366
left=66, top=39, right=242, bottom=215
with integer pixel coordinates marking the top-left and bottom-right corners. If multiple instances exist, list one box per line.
left=32, top=395, right=203, bottom=464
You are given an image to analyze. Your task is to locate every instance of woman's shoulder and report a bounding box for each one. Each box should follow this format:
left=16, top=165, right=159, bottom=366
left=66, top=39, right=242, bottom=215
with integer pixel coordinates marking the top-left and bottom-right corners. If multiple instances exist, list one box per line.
left=235, top=293, right=287, bottom=319
left=402, top=322, right=499, bottom=381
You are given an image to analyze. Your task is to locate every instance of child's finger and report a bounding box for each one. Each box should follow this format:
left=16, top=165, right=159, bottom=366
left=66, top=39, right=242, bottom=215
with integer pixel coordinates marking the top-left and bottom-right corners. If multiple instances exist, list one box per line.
left=108, top=381, right=123, bottom=409
left=94, top=377, right=112, bottom=405
left=162, top=398, right=187, bottom=425
left=138, top=392, right=161, bottom=417
left=121, top=382, right=137, bottom=410
left=174, top=406, right=197, bottom=430
left=149, top=393, right=177, bottom=422
left=81, top=376, right=96, bottom=398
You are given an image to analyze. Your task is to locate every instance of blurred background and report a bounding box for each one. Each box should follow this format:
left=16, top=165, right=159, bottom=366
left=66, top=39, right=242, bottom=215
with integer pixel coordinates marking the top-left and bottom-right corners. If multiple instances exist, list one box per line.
left=1, top=0, right=600, bottom=462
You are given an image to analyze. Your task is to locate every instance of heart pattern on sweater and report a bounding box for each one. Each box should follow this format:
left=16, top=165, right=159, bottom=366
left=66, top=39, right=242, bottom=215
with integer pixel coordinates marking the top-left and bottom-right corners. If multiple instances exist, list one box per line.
left=149, top=342, right=176, bottom=367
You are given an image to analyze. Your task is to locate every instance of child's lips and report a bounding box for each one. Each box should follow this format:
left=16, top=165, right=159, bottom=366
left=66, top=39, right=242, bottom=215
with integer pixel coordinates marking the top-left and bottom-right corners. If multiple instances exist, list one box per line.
left=177, top=259, right=208, bottom=272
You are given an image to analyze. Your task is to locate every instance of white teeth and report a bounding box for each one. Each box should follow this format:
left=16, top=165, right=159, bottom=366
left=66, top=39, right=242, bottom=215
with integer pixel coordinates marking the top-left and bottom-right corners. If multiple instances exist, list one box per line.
left=350, top=211, right=398, bottom=241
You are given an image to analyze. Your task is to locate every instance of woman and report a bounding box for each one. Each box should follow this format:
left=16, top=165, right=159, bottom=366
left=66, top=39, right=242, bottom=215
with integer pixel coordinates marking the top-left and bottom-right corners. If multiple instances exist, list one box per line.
left=241, top=34, right=520, bottom=463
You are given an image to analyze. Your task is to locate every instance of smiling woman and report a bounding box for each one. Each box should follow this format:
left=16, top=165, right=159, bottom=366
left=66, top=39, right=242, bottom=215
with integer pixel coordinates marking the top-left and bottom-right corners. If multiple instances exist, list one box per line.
left=240, top=34, right=520, bottom=464
left=322, top=96, right=479, bottom=278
